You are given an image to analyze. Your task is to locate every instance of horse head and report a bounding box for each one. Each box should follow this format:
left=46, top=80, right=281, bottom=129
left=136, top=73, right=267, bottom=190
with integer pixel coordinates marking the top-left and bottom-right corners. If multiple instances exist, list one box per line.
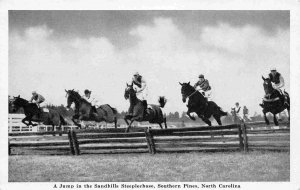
left=262, top=76, right=274, bottom=96
left=11, top=95, right=27, bottom=111
left=65, top=89, right=81, bottom=108
left=179, top=82, right=194, bottom=103
left=124, top=83, right=136, bottom=100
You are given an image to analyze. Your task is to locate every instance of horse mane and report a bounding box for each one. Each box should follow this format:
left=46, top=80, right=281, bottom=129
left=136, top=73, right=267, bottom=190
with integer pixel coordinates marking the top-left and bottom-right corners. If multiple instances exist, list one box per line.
left=263, top=77, right=275, bottom=95
left=14, top=96, right=29, bottom=104
left=68, top=90, right=90, bottom=105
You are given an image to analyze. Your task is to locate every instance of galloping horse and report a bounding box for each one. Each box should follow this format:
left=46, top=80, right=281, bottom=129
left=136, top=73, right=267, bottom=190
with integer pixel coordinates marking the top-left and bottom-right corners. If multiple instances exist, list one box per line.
left=261, top=76, right=290, bottom=125
left=11, top=96, right=67, bottom=132
left=124, top=83, right=167, bottom=133
left=179, top=82, right=227, bottom=126
left=65, top=89, right=118, bottom=128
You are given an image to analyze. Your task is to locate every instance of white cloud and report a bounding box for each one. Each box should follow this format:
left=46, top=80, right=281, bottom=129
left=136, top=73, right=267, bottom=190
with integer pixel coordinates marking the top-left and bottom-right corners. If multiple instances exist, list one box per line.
left=9, top=19, right=289, bottom=118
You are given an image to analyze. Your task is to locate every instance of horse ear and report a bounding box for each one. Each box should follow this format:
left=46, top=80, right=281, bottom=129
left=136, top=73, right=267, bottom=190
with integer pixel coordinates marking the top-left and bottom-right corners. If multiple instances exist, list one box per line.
left=262, top=76, right=266, bottom=81
left=188, top=81, right=190, bottom=85
left=65, top=89, right=68, bottom=92
left=179, top=82, right=183, bottom=86
left=18, top=95, right=20, bottom=98
left=126, top=83, right=128, bottom=87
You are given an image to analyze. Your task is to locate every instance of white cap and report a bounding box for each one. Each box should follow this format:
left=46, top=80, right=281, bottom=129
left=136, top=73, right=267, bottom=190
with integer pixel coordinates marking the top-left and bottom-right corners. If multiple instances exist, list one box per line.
left=270, top=68, right=277, bottom=71
left=32, top=91, right=37, bottom=94
left=133, top=72, right=139, bottom=76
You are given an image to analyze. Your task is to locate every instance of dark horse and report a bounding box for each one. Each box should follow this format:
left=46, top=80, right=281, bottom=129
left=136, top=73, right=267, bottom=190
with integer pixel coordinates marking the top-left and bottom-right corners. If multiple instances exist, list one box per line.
left=179, top=82, right=227, bottom=126
left=11, top=96, right=67, bottom=132
left=65, top=89, right=118, bottom=128
left=261, top=76, right=290, bottom=126
left=124, top=83, right=167, bottom=133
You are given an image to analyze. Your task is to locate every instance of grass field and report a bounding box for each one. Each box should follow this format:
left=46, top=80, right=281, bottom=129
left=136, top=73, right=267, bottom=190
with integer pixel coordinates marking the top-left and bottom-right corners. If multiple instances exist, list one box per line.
left=9, top=151, right=289, bottom=182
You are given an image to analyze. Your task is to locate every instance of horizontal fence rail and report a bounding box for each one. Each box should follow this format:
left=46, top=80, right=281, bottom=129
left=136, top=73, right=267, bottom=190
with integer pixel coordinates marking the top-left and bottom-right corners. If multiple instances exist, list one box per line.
left=243, top=122, right=290, bottom=151
left=8, top=121, right=290, bottom=155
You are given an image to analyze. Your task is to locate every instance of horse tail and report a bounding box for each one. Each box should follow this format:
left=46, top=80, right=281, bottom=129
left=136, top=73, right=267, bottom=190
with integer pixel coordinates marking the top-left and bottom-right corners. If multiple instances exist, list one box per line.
left=59, top=115, right=67, bottom=125
left=158, top=96, right=167, bottom=108
left=215, top=104, right=227, bottom=116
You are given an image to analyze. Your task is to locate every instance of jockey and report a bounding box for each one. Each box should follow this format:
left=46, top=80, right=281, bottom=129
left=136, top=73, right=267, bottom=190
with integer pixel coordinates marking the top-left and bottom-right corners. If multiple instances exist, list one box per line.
left=243, top=106, right=251, bottom=121
left=194, top=74, right=212, bottom=100
left=232, top=102, right=242, bottom=122
left=82, top=89, right=100, bottom=114
left=269, top=68, right=285, bottom=92
left=260, top=68, right=288, bottom=107
left=30, top=91, right=45, bottom=108
left=130, top=72, right=148, bottom=114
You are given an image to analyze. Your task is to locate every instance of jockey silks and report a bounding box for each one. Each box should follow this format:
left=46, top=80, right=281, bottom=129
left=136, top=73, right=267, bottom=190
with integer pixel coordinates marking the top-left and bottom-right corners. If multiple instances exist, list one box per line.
left=132, top=75, right=143, bottom=88
left=194, top=79, right=211, bottom=91
left=30, top=93, right=45, bottom=103
left=269, top=72, right=281, bottom=84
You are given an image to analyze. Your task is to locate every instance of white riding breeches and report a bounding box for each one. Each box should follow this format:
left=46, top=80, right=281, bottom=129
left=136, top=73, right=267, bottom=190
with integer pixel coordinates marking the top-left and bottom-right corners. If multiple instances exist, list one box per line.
left=135, top=87, right=148, bottom=101
left=197, top=88, right=212, bottom=100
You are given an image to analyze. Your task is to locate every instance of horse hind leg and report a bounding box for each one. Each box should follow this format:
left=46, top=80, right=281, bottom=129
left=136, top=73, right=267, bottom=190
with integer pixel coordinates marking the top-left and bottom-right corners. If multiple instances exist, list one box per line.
left=213, top=114, right=222, bottom=126
left=158, top=123, right=163, bottom=129
left=114, top=117, right=117, bottom=129
left=164, top=117, right=167, bottom=129
left=273, top=114, right=279, bottom=126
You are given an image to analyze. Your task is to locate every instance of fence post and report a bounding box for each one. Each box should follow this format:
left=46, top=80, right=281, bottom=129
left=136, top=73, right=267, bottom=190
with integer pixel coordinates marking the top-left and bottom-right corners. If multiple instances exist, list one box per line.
left=237, top=124, right=244, bottom=151
left=146, top=128, right=156, bottom=154
left=241, top=122, right=249, bottom=152
left=8, top=140, right=11, bottom=155
left=68, top=130, right=75, bottom=155
left=71, top=130, right=80, bottom=155
left=145, top=128, right=153, bottom=154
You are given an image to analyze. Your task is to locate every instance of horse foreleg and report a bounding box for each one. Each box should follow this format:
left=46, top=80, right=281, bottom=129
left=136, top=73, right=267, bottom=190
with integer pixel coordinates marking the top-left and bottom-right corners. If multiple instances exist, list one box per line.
left=125, top=120, right=135, bottom=133
left=263, top=111, right=270, bottom=125
left=187, top=110, right=196, bottom=121
left=52, top=124, right=56, bottom=136
left=72, top=115, right=81, bottom=129
left=199, top=115, right=211, bottom=126
left=124, top=115, right=130, bottom=126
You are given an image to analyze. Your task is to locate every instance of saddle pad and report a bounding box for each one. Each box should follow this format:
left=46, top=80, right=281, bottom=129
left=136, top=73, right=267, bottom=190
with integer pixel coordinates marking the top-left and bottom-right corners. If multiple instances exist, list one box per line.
left=42, top=108, right=50, bottom=112
left=147, top=104, right=154, bottom=110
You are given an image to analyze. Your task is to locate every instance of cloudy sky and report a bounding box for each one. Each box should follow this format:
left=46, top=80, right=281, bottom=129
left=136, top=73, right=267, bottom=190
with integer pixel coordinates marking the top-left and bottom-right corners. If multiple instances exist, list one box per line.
left=9, top=10, right=290, bottom=115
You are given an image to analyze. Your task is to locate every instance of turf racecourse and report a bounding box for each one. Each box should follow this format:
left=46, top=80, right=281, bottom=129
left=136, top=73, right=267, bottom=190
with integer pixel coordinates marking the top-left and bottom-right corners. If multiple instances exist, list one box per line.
left=9, top=151, right=289, bottom=182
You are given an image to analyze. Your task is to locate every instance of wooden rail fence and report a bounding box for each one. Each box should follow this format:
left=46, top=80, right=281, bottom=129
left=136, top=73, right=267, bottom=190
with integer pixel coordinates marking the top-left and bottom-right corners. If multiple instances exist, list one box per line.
left=8, top=122, right=290, bottom=155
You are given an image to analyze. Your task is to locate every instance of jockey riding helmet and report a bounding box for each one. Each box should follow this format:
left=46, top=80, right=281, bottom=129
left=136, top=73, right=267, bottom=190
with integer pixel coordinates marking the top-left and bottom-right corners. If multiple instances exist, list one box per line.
left=84, top=89, right=91, bottom=94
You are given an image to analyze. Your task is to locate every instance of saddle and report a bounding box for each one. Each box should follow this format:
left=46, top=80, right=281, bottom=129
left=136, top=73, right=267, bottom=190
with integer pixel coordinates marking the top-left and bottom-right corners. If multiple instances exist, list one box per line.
left=263, top=89, right=287, bottom=106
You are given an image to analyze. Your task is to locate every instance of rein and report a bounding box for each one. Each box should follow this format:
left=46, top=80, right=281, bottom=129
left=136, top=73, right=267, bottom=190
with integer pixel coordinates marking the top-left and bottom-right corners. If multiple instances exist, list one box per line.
left=187, top=90, right=198, bottom=99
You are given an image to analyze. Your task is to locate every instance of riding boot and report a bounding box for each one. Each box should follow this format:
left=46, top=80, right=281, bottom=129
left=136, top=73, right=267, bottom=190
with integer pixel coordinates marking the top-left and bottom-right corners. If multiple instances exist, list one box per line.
left=283, top=96, right=289, bottom=107
left=92, top=106, right=97, bottom=113
left=143, top=100, right=148, bottom=117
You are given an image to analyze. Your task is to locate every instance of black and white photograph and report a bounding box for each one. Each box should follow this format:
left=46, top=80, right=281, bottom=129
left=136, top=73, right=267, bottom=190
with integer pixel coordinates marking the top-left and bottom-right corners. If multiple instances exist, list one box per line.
left=1, top=0, right=300, bottom=189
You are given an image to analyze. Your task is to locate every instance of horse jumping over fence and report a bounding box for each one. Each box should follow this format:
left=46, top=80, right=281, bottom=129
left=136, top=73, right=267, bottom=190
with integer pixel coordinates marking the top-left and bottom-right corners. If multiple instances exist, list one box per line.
left=65, top=89, right=118, bottom=128
left=10, top=96, right=67, bottom=133
left=261, top=76, right=290, bottom=126
left=124, top=83, right=167, bottom=133
left=179, top=82, right=227, bottom=126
